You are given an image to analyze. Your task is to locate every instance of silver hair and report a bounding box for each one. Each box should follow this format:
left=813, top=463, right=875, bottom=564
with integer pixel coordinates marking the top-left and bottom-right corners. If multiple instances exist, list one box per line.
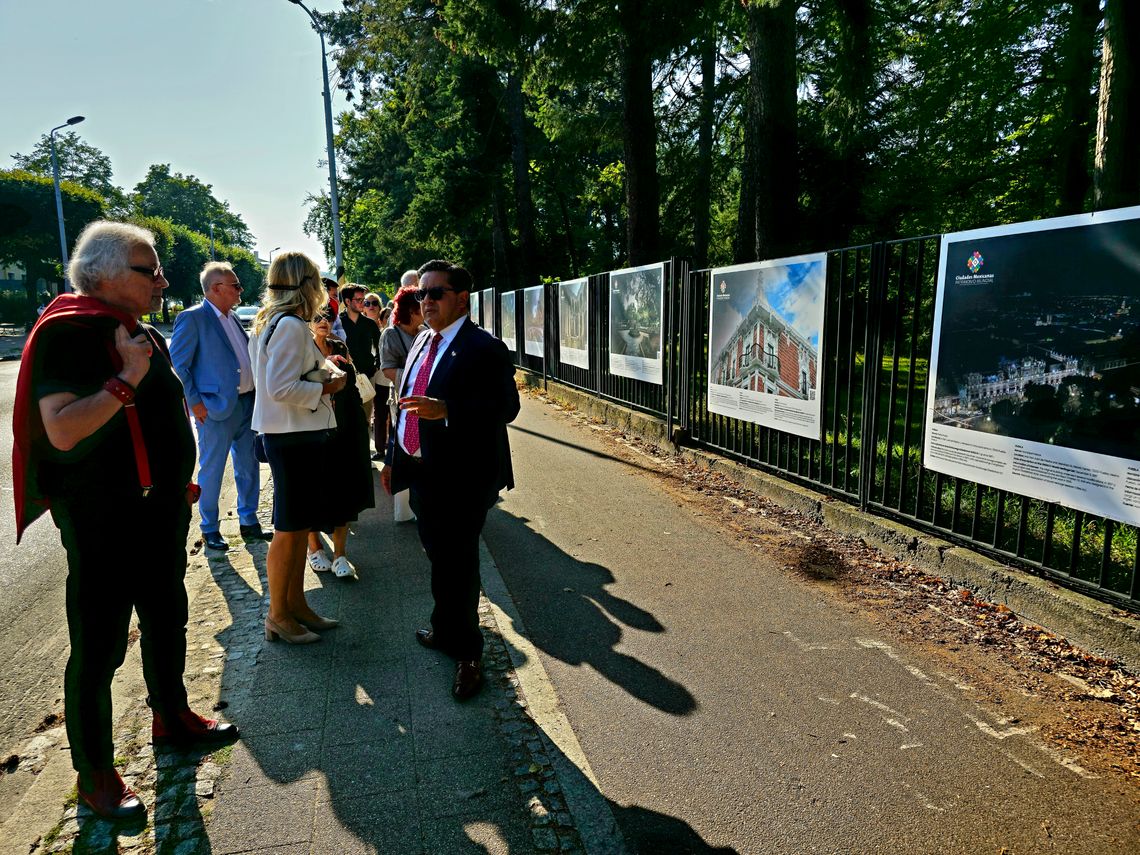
left=68, top=221, right=155, bottom=295
left=200, top=260, right=235, bottom=293
left=399, top=269, right=419, bottom=287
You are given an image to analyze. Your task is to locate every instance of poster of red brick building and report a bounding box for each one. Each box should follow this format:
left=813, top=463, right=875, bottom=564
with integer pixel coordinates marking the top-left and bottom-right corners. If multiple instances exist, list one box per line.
left=707, top=254, right=826, bottom=440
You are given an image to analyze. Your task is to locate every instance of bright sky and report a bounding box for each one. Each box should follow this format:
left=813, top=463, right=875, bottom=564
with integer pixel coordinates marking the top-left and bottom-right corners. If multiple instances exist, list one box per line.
left=1, top=0, right=351, bottom=273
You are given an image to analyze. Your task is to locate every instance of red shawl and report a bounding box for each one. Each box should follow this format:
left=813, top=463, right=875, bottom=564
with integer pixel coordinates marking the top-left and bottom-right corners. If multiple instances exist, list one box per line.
left=12, top=293, right=137, bottom=543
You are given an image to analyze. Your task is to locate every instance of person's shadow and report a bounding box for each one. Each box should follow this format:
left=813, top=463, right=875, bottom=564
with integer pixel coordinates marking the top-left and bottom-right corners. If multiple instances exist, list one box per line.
left=196, top=486, right=723, bottom=853
left=483, top=507, right=697, bottom=717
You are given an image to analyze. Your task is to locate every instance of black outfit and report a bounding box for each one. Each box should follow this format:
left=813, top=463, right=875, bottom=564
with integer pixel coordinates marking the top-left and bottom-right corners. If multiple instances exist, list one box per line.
left=340, top=312, right=380, bottom=380
left=386, top=318, right=520, bottom=659
left=314, top=337, right=374, bottom=531
left=34, top=318, right=196, bottom=778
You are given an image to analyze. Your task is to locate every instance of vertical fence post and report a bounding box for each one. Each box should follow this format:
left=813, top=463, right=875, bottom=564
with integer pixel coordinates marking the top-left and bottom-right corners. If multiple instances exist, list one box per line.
left=858, top=241, right=888, bottom=511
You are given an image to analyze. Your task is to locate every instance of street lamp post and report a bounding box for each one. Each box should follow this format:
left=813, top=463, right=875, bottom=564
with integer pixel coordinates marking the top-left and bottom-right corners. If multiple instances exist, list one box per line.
left=269, top=246, right=281, bottom=264
left=49, top=115, right=85, bottom=293
left=209, top=222, right=215, bottom=260
left=287, top=0, right=343, bottom=274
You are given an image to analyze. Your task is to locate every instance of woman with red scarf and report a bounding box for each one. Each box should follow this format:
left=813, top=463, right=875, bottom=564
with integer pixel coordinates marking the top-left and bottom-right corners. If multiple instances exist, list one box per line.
left=12, top=221, right=238, bottom=821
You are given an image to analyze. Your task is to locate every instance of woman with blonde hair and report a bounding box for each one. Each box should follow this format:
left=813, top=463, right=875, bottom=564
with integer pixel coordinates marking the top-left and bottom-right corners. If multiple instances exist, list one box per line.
left=249, top=252, right=347, bottom=644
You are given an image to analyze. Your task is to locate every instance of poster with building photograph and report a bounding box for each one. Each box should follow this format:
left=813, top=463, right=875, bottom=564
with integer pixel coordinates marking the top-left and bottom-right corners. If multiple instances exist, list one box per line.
left=482, top=288, right=494, bottom=331
left=924, top=206, right=1140, bottom=526
left=559, top=277, right=589, bottom=369
left=608, top=261, right=664, bottom=384
left=500, top=290, right=517, bottom=352
left=707, top=254, right=826, bottom=440
left=524, top=285, right=544, bottom=357
left=468, top=290, right=481, bottom=326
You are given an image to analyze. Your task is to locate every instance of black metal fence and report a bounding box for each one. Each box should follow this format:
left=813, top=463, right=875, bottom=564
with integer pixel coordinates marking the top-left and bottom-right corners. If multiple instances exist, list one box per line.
left=505, top=240, right=1139, bottom=611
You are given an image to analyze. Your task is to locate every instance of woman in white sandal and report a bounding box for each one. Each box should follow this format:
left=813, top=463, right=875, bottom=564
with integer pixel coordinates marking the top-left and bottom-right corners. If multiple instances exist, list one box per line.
left=306, top=308, right=375, bottom=579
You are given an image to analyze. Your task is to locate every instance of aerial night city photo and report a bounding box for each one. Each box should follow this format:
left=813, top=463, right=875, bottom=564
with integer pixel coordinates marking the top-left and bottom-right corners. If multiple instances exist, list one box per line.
left=932, top=217, right=1140, bottom=461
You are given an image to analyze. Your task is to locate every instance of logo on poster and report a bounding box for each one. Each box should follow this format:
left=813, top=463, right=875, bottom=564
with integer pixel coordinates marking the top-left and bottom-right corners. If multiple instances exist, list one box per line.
left=953, top=248, right=995, bottom=285
left=715, top=279, right=731, bottom=301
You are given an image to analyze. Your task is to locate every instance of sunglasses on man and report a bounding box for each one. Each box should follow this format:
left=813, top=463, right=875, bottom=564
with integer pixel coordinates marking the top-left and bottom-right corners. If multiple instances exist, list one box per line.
left=130, top=265, right=165, bottom=282
left=413, top=286, right=456, bottom=302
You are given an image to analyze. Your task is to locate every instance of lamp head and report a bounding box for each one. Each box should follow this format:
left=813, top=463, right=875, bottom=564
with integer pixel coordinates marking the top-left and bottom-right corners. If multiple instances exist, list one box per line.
left=66, top=116, right=85, bottom=126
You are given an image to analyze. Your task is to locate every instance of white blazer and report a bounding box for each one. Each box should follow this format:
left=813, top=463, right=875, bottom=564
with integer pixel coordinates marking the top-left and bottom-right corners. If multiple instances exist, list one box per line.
left=249, top=314, right=337, bottom=434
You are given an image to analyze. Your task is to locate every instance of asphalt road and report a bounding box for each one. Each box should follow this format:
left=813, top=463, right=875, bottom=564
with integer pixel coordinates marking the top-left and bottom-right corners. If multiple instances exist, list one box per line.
left=486, top=397, right=1139, bottom=855
left=0, top=361, right=71, bottom=773
left=0, top=359, right=232, bottom=813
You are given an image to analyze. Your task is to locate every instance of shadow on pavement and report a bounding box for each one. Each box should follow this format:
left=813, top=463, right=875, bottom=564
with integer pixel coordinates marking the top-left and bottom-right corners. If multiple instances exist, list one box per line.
left=485, top=506, right=697, bottom=717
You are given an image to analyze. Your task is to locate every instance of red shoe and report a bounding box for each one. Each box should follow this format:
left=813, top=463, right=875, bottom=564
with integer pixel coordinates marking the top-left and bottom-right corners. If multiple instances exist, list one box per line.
left=153, top=708, right=240, bottom=749
left=77, top=769, right=146, bottom=820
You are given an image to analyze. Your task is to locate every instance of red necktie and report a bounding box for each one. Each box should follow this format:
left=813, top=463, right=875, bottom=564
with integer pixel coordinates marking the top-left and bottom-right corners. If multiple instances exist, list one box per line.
left=403, top=333, right=442, bottom=454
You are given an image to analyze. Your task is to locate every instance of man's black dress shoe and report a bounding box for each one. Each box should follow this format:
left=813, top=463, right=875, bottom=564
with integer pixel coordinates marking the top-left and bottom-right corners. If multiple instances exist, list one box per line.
left=203, top=532, right=229, bottom=551
left=452, top=660, right=484, bottom=701
left=415, top=628, right=439, bottom=650
left=239, top=524, right=273, bottom=542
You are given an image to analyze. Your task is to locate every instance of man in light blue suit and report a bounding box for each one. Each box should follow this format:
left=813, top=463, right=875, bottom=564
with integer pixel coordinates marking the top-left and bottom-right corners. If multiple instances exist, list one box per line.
left=170, top=262, right=270, bottom=551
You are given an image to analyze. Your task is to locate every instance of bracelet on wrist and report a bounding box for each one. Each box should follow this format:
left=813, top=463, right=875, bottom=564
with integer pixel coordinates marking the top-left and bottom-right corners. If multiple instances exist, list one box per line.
left=104, top=376, right=136, bottom=405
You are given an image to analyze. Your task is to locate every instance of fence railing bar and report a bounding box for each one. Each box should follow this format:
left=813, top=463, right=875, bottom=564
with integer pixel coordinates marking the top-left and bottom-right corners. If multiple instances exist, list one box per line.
left=1069, top=510, right=1084, bottom=576
left=1100, top=519, right=1114, bottom=590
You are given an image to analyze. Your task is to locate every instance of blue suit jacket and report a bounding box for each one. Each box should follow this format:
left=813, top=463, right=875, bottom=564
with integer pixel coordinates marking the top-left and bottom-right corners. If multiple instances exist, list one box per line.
left=169, top=301, right=247, bottom=421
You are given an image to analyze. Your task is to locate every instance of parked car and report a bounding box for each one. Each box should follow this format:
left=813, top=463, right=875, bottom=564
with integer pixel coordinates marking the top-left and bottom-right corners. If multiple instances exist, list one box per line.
left=235, top=305, right=258, bottom=330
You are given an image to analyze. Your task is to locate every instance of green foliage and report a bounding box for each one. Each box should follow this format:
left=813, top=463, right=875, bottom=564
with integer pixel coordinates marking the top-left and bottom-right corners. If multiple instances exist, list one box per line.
left=133, top=164, right=254, bottom=249
left=318, top=0, right=1117, bottom=281
left=10, top=130, right=127, bottom=213
left=0, top=169, right=106, bottom=324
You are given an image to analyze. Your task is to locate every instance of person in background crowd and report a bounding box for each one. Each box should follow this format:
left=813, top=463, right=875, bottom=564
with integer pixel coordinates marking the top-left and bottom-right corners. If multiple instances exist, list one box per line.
left=363, top=293, right=391, bottom=458
left=249, top=252, right=346, bottom=645
left=170, top=261, right=271, bottom=552
left=380, top=285, right=425, bottom=511
left=323, top=277, right=344, bottom=338
left=306, top=307, right=375, bottom=579
left=338, top=284, right=381, bottom=454
left=399, top=269, right=419, bottom=291
left=12, top=220, right=238, bottom=820
left=381, top=260, right=519, bottom=700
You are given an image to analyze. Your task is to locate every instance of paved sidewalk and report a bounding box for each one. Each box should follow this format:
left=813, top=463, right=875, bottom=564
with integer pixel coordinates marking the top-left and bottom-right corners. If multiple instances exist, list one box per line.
left=29, top=468, right=621, bottom=855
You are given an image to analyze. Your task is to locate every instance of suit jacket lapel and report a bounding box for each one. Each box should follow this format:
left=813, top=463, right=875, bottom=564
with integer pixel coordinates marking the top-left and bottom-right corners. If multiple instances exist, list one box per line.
left=205, top=305, right=239, bottom=358
left=426, top=319, right=472, bottom=394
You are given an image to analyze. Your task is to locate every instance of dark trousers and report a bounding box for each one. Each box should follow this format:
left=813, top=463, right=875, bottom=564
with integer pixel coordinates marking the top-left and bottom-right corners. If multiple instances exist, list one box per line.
left=406, top=461, right=488, bottom=661
left=51, top=493, right=192, bottom=776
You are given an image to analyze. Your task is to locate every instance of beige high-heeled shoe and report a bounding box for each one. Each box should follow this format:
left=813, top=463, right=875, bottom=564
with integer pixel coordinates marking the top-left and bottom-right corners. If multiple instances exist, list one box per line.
left=264, top=617, right=320, bottom=644
left=298, top=614, right=340, bottom=631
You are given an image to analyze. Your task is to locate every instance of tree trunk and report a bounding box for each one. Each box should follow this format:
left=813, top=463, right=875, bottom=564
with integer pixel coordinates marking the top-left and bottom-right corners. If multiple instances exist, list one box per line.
left=491, top=181, right=514, bottom=288
left=506, top=70, right=539, bottom=285
left=619, top=0, right=661, bottom=265
left=557, top=189, right=579, bottom=278
left=826, top=0, right=872, bottom=245
left=693, top=11, right=716, bottom=270
left=1095, top=0, right=1140, bottom=210
left=746, top=0, right=799, bottom=261
left=1056, top=0, right=1102, bottom=215
left=734, top=80, right=758, bottom=264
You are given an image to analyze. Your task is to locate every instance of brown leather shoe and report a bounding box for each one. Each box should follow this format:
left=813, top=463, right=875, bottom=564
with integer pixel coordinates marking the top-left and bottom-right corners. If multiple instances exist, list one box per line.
left=452, top=660, right=484, bottom=701
left=77, top=769, right=146, bottom=820
left=415, top=628, right=439, bottom=650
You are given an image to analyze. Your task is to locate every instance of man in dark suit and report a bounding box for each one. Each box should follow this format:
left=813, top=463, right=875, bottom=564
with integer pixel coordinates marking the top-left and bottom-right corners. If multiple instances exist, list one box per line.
left=381, top=259, right=519, bottom=700
left=169, top=261, right=271, bottom=551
